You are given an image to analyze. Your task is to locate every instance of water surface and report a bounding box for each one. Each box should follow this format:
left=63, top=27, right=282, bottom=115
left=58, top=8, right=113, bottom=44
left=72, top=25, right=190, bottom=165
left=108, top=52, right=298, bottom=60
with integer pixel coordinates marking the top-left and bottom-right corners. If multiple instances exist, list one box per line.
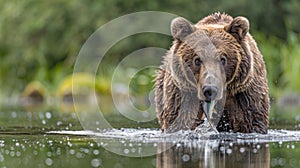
left=0, top=106, right=300, bottom=167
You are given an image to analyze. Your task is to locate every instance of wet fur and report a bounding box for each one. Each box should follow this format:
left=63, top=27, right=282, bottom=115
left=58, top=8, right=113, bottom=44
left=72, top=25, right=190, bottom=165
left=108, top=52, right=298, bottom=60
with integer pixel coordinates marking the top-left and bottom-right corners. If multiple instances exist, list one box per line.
left=155, top=12, right=269, bottom=133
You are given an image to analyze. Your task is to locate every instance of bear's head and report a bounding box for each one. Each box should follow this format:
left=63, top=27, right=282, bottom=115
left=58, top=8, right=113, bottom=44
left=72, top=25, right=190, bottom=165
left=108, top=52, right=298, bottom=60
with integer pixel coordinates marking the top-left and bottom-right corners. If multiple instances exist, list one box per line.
left=168, top=16, right=250, bottom=115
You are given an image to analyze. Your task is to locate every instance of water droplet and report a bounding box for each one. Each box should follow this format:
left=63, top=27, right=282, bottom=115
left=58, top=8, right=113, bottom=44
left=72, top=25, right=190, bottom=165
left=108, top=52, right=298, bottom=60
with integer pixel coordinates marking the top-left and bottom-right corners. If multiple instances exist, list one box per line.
left=253, top=149, right=257, bottom=153
left=83, top=148, right=89, bottom=154
left=56, top=148, right=61, bottom=156
left=93, top=150, right=99, bottom=155
left=56, top=121, right=62, bottom=126
left=47, top=151, right=52, bottom=157
left=226, top=148, right=232, bottom=154
left=69, top=149, right=75, bottom=155
left=91, top=158, right=102, bottom=167
left=40, top=144, right=46, bottom=148
left=11, top=112, right=17, bottom=118
left=182, top=154, right=190, bottom=162
left=76, top=152, right=84, bottom=159
left=39, top=112, right=44, bottom=119
left=42, top=120, right=46, bottom=125
left=10, top=151, right=15, bottom=157
left=33, top=150, right=38, bottom=155
left=278, top=158, right=286, bottom=166
left=45, top=158, right=53, bottom=166
left=291, top=144, right=295, bottom=149
left=131, top=148, right=136, bottom=153
left=124, top=149, right=129, bottom=154
left=0, top=153, right=4, bottom=162
left=239, top=147, right=245, bottom=153
left=45, top=112, right=52, bottom=119
left=16, top=151, right=21, bottom=157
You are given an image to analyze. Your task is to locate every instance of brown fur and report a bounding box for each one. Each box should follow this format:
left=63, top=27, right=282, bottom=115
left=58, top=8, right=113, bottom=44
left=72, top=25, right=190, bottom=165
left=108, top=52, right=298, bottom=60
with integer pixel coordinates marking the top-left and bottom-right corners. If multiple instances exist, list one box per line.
left=155, top=12, right=269, bottom=133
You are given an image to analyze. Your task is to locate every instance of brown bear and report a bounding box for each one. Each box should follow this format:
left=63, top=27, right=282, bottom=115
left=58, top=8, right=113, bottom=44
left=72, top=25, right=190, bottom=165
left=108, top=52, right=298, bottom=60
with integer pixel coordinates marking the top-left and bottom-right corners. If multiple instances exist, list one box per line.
left=155, top=12, right=269, bottom=134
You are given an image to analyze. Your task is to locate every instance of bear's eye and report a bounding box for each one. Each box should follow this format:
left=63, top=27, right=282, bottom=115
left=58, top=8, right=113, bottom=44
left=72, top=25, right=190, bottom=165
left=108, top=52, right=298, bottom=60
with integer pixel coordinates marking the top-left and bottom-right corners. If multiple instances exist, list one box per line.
left=194, top=57, right=202, bottom=66
left=220, top=56, right=227, bottom=66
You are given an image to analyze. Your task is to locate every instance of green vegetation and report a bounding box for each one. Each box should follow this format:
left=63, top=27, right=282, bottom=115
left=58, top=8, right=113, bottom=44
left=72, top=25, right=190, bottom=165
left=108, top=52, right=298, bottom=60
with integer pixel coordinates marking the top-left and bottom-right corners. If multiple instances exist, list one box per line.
left=1, top=0, right=300, bottom=103
left=256, top=32, right=300, bottom=99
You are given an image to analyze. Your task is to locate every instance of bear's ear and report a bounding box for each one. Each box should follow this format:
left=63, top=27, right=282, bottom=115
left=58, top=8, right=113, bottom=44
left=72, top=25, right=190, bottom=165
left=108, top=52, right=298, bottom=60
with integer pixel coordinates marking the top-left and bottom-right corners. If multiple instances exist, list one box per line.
left=225, top=16, right=249, bottom=42
left=171, top=17, right=196, bottom=40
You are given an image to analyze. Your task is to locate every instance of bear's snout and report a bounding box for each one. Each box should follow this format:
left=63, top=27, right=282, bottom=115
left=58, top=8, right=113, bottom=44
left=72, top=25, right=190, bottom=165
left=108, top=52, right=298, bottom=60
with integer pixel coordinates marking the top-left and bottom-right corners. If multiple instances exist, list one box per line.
left=202, top=86, right=218, bottom=101
left=198, top=69, right=225, bottom=102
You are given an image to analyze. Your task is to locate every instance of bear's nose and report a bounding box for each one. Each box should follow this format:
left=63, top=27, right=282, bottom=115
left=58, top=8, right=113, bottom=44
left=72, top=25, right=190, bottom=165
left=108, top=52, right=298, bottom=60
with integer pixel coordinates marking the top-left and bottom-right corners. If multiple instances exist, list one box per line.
left=203, top=86, right=218, bottom=101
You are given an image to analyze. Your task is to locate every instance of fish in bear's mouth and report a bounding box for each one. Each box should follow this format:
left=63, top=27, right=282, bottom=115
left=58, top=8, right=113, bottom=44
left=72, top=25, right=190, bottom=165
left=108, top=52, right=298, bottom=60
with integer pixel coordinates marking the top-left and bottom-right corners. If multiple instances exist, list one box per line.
left=202, top=100, right=219, bottom=133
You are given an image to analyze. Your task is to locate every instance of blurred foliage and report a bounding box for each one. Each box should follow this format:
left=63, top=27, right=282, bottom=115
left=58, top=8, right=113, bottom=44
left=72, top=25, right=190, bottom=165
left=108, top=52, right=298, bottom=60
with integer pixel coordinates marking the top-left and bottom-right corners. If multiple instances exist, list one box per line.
left=57, top=73, right=110, bottom=98
left=129, top=68, right=156, bottom=111
left=22, top=80, right=46, bottom=102
left=0, top=0, right=300, bottom=101
left=256, top=32, right=300, bottom=100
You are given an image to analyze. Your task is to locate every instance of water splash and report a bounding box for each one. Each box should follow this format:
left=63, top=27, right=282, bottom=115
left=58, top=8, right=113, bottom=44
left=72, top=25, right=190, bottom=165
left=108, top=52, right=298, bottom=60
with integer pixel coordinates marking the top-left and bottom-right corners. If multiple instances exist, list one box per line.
left=49, top=129, right=300, bottom=144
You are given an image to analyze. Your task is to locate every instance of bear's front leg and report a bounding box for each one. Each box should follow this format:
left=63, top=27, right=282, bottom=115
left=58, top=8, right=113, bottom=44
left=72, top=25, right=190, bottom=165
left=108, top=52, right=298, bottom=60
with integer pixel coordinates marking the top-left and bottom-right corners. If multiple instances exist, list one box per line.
left=217, top=92, right=268, bottom=134
left=165, top=91, right=200, bottom=132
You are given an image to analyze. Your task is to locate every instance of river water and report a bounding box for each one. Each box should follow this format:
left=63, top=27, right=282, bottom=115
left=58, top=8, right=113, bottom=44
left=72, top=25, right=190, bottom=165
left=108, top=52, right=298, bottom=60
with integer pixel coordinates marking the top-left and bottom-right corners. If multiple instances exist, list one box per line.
left=0, top=105, right=300, bottom=168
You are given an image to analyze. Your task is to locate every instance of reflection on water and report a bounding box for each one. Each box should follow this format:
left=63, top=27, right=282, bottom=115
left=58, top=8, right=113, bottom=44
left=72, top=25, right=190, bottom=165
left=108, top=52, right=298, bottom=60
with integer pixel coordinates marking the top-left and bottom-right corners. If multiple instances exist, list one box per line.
left=157, top=142, right=269, bottom=168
